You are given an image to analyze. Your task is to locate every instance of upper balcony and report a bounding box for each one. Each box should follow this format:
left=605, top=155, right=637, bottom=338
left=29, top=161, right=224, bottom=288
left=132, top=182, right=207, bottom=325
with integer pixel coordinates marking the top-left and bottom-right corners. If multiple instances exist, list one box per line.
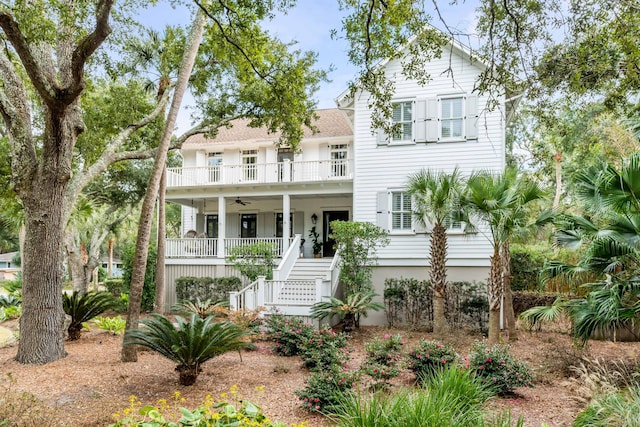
left=167, top=159, right=353, bottom=188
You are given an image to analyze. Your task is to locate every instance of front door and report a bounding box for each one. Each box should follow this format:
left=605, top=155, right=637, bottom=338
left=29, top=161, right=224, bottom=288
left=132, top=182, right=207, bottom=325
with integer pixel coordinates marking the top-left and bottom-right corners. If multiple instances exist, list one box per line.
left=206, top=214, right=218, bottom=238
left=240, top=214, right=257, bottom=238
left=323, top=210, right=349, bottom=257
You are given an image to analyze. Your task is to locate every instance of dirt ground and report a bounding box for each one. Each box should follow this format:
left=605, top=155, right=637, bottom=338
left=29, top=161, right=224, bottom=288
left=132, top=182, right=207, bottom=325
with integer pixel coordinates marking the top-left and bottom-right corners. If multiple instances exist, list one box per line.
left=1, top=319, right=639, bottom=427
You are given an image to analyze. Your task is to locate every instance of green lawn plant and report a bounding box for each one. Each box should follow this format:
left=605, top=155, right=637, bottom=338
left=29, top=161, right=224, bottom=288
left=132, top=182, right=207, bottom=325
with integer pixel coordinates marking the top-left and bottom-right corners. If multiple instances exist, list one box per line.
left=467, top=342, right=534, bottom=395
left=62, top=291, right=116, bottom=341
left=124, top=314, right=248, bottom=386
left=407, top=340, right=458, bottom=383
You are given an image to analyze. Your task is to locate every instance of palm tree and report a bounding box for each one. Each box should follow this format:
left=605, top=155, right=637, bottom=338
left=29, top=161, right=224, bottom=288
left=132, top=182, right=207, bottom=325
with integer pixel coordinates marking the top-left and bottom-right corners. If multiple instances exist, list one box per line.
left=544, top=155, right=640, bottom=283
left=407, top=167, right=465, bottom=335
left=124, top=313, right=248, bottom=385
left=311, top=291, right=384, bottom=333
left=463, top=168, right=546, bottom=344
left=122, top=11, right=207, bottom=362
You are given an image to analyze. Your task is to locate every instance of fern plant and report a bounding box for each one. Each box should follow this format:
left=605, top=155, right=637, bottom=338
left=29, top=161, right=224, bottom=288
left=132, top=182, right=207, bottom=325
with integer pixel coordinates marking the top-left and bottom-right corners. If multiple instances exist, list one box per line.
left=124, top=313, right=248, bottom=385
left=92, top=315, right=126, bottom=335
left=62, top=291, right=116, bottom=340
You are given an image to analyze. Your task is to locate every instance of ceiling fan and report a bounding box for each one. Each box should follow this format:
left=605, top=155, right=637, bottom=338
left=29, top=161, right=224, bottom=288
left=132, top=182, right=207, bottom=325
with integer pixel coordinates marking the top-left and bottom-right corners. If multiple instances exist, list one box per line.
left=231, top=197, right=251, bottom=206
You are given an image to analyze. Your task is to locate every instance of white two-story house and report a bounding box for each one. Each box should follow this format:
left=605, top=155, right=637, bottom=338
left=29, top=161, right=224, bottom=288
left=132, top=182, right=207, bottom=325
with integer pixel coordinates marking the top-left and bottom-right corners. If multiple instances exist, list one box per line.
left=163, top=40, right=510, bottom=325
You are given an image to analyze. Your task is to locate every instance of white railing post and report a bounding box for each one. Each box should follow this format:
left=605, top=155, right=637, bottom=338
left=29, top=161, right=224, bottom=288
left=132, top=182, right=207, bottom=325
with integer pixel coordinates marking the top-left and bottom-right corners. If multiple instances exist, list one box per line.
left=315, top=277, right=324, bottom=303
left=229, top=292, right=238, bottom=310
left=257, top=276, right=266, bottom=307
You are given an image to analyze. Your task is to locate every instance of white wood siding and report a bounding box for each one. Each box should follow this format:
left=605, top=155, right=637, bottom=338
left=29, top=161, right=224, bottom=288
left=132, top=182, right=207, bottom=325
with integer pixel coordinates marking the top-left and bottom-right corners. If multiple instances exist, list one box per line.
left=352, top=51, right=504, bottom=266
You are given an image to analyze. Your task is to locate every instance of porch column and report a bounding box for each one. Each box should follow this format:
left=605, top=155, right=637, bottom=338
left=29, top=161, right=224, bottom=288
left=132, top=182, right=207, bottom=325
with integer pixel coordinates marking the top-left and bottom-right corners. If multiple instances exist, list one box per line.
left=218, top=195, right=226, bottom=258
left=282, top=193, right=290, bottom=254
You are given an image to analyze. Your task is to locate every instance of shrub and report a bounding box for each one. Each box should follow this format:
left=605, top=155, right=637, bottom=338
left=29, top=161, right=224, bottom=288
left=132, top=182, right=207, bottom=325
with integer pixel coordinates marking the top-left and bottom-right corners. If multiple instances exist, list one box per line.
left=104, top=278, right=126, bottom=296
left=263, top=313, right=315, bottom=356
left=62, top=291, right=116, bottom=340
left=383, top=278, right=488, bottom=332
left=121, top=243, right=156, bottom=311
left=228, top=242, right=278, bottom=282
left=295, top=367, right=359, bottom=414
left=361, top=334, right=404, bottom=384
left=407, top=340, right=457, bottom=382
left=172, top=297, right=226, bottom=319
left=92, top=315, right=126, bottom=335
left=298, top=326, right=349, bottom=371
left=466, top=342, right=534, bottom=395
left=175, top=276, right=242, bottom=304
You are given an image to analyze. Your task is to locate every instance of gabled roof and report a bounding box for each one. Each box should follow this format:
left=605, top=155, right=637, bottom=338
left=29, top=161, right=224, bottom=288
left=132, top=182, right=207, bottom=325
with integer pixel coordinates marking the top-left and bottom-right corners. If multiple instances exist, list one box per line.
left=183, top=108, right=352, bottom=148
left=0, top=252, right=17, bottom=263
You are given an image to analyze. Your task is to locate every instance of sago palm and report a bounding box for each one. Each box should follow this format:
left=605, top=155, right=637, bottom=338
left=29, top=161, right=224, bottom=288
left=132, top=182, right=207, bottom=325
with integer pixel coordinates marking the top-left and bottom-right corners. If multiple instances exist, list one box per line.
left=63, top=291, right=116, bottom=341
left=407, top=167, right=465, bottom=335
left=311, top=291, right=384, bottom=333
left=124, top=313, right=248, bottom=385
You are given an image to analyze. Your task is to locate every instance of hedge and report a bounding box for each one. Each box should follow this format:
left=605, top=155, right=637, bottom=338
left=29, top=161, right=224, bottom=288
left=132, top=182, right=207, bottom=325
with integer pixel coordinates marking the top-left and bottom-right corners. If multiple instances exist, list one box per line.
left=175, top=276, right=242, bottom=304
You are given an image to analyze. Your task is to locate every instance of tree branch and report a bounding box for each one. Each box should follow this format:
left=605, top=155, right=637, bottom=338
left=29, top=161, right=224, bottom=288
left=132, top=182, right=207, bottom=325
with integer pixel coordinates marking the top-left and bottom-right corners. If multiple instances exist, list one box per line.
left=63, top=81, right=173, bottom=215
left=0, top=8, right=58, bottom=104
left=67, top=0, right=115, bottom=102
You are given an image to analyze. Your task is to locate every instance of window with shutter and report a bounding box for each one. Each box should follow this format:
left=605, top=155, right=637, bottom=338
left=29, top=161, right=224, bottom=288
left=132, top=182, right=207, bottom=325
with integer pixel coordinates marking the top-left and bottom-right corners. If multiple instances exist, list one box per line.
left=441, top=97, right=464, bottom=140
left=391, top=192, right=412, bottom=231
left=392, top=101, right=413, bottom=142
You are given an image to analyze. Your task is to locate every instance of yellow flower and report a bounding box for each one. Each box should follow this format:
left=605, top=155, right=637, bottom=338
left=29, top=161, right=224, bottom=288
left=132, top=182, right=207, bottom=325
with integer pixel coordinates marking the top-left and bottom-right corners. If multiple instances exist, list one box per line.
left=254, top=385, right=265, bottom=393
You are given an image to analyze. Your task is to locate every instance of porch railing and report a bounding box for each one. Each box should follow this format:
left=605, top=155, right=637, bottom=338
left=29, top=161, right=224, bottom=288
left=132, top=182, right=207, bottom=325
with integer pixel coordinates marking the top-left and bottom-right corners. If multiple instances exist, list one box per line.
left=229, top=275, right=331, bottom=317
left=166, top=237, right=294, bottom=258
left=167, top=159, right=353, bottom=187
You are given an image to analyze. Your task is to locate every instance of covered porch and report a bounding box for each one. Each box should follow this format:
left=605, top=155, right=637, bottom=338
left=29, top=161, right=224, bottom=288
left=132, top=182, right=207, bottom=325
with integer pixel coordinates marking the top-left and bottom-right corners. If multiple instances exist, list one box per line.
left=166, top=192, right=353, bottom=259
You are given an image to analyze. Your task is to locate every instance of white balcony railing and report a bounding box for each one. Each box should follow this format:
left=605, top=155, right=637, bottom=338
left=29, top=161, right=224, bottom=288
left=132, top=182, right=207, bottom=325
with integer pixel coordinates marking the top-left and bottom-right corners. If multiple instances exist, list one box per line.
left=167, top=159, right=353, bottom=187
left=166, top=237, right=294, bottom=258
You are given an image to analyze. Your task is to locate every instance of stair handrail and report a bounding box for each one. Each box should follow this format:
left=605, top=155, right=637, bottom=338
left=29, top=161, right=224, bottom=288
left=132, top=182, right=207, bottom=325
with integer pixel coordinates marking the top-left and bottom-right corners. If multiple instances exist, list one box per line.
left=272, top=234, right=301, bottom=280
left=229, top=278, right=260, bottom=310
left=329, top=250, right=341, bottom=295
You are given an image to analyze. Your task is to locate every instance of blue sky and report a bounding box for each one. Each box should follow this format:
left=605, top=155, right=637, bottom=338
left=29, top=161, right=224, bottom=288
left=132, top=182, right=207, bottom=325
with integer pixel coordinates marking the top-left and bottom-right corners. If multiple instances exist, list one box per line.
left=135, top=0, right=479, bottom=130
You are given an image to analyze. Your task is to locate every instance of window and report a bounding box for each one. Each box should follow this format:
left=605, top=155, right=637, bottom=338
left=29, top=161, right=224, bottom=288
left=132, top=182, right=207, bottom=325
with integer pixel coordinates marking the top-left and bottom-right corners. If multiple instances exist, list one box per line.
left=207, top=152, right=222, bottom=182
left=242, top=150, right=257, bottom=181
left=392, top=101, right=412, bottom=142
left=330, top=144, right=348, bottom=177
left=440, top=97, right=464, bottom=139
left=206, top=214, right=218, bottom=238
left=275, top=213, right=293, bottom=238
left=391, top=192, right=412, bottom=231
left=240, top=213, right=257, bottom=238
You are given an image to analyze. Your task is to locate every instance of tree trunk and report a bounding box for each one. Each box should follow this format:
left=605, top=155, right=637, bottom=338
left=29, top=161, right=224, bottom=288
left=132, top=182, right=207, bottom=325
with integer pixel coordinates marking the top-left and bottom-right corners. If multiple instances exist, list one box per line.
left=430, top=223, right=448, bottom=335
left=154, top=168, right=166, bottom=314
left=433, top=294, right=446, bottom=335
left=66, top=238, right=89, bottom=294
left=15, top=192, right=67, bottom=364
left=501, top=242, right=517, bottom=340
left=488, top=308, right=501, bottom=346
left=122, top=11, right=206, bottom=362
left=107, top=238, right=114, bottom=278
left=486, top=247, right=502, bottom=346
left=553, top=152, right=562, bottom=210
